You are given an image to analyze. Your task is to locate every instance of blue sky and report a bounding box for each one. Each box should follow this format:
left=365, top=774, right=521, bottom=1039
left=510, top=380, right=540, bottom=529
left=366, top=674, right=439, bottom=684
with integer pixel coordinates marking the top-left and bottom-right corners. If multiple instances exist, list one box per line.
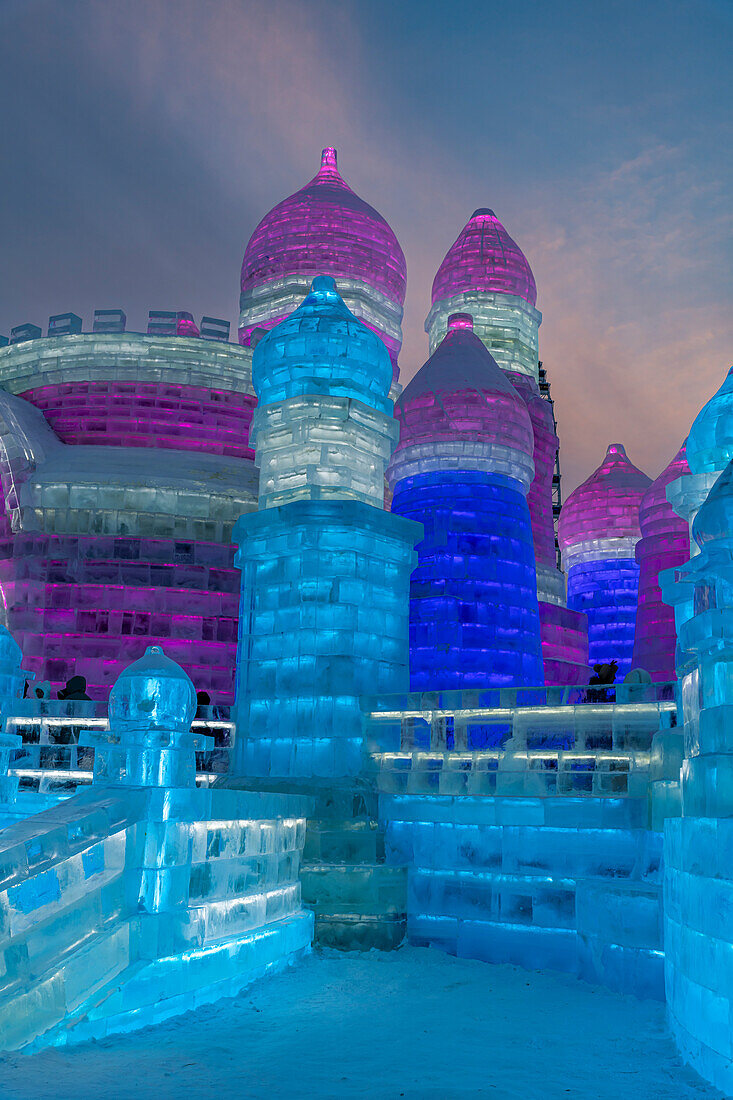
left=0, top=0, right=730, bottom=489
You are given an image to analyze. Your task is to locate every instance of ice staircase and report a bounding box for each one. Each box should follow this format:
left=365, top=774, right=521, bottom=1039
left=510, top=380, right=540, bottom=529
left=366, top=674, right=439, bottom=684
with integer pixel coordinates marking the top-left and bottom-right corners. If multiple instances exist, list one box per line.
left=221, top=775, right=408, bottom=950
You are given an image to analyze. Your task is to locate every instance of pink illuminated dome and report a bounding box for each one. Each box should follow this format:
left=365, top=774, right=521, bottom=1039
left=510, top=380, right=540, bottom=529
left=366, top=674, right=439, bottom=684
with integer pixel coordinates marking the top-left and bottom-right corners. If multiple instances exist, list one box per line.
left=393, top=314, right=533, bottom=459
left=240, top=148, right=406, bottom=343
left=431, top=209, right=537, bottom=307
left=559, top=443, right=651, bottom=551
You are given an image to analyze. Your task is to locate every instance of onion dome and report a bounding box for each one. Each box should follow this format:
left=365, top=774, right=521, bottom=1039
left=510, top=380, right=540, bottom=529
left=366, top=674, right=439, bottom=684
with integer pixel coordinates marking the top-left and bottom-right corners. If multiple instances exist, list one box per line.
left=639, top=443, right=690, bottom=541
left=252, top=276, right=392, bottom=413
left=240, top=148, right=406, bottom=348
left=390, top=313, right=534, bottom=489
left=687, top=365, right=733, bottom=474
left=559, top=444, right=651, bottom=562
left=431, top=209, right=537, bottom=307
left=109, top=644, right=196, bottom=736
left=692, top=458, right=733, bottom=550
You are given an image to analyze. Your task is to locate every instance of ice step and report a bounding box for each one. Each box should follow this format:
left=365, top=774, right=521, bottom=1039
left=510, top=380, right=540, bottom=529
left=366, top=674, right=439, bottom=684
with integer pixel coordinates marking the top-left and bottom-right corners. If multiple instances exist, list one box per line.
left=303, top=818, right=381, bottom=864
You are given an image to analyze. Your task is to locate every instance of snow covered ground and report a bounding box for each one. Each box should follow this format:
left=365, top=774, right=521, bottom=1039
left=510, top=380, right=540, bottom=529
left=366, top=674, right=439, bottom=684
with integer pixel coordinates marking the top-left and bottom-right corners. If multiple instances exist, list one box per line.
left=0, top=946, right=722, bottom=1100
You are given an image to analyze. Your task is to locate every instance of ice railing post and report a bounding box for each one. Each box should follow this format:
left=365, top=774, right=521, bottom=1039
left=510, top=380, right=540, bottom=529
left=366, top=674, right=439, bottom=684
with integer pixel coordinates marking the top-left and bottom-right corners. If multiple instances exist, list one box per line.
left=0, top=625, right=30, bottom=807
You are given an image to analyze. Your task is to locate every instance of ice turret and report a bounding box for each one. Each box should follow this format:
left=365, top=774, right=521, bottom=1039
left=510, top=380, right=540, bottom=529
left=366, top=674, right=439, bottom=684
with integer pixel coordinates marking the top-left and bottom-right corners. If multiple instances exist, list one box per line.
left=234, top=279, right=420, bottom=777
left=240, top=148, right=406, bottom=382
left=559, top=444, right=651, bottom=677
left=388, top=314, right=544, bottom=690
left=632, top=444, right=690, bottom=680
left=425, top=209, right=541, bottom=381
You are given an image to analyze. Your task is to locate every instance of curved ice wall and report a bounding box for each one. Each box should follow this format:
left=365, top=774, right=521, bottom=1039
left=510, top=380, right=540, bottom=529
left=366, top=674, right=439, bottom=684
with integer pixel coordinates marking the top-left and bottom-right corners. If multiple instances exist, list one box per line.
left=559, top=443, right=650, bottom=677
left=632, top=443, right=690, bottom=680
left=0, top=329, right=258, bottom=702
left=388, top=313, right=544, bottom=690
left=239, top=148, right=407, bottom=385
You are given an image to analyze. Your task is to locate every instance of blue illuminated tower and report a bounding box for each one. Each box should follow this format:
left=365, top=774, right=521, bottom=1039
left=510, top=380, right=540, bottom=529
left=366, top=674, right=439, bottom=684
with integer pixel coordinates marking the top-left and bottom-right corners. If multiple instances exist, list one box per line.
left=233, top=277, right=420, bottom=777
left=387, top=313, right=544, bottom=690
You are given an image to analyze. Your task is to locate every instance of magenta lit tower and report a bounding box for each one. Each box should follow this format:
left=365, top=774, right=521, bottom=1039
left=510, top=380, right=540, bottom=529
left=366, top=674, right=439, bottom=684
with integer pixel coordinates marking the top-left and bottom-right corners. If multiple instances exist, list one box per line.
left=239, top=148, right=407, bottom=385
left=632, top=444, right=691, bottom=680
left=426, top=208, right=588, bottom=682
left=559, top=444, right=651, bottom=678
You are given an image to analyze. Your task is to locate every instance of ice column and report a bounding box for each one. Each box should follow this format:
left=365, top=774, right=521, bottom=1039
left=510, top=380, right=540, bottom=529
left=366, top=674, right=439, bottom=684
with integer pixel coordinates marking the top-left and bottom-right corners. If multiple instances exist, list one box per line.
left=559, top=444, right=651, bottom=678
left=632, top=443, right=690, bottom=680
left=234, top=277, right=420, bottom=777
left=388, top=313, right=544, bottom=690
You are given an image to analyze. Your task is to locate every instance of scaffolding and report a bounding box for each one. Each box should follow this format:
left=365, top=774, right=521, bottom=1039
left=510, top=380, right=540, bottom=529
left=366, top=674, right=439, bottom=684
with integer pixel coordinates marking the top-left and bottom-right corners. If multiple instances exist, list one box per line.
left=538, top=361, right=563, bottom=570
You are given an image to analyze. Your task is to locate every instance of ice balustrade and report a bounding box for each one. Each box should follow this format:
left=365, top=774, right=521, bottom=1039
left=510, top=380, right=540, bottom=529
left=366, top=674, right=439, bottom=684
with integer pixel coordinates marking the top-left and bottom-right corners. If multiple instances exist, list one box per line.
left=363, top=685, right=677, bottom=801
left=3, top=311, right=232, bottom=345
left=0, top=645, right=312, bottom=1051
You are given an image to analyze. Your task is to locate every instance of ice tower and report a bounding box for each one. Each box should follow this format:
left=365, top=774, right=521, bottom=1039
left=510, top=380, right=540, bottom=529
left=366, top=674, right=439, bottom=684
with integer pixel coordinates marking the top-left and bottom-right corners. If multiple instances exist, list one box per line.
left=559, top=444, right=651, bottom=677
left=233, top=277, right=420, bottom=777
left=425, top=209, right=540, bottom=380
left=632, top=443, right=690, bottom=680
left=387, top=313, right=544, bottom=689
left=239, top=148, right=407, bottom=384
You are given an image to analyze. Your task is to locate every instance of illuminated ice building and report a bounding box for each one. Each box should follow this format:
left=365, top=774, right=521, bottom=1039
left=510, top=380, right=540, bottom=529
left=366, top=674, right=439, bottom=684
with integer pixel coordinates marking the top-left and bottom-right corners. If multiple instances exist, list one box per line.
left=559, top=444, right=651, bottom=677
left=2, top=148, right=728, bottom=1080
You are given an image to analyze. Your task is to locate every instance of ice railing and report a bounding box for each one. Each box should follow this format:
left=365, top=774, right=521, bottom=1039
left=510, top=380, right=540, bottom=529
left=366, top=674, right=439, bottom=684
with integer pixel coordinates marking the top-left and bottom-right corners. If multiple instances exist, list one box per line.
left=5, top=699, right=234, bottom=797
left=361, top=684, right=678, bottom=800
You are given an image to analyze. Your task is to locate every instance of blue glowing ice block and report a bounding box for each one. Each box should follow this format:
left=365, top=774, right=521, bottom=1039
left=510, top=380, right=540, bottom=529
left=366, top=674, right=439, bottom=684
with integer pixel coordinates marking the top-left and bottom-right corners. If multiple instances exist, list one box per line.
left=234, top=500, right=418, bottom=776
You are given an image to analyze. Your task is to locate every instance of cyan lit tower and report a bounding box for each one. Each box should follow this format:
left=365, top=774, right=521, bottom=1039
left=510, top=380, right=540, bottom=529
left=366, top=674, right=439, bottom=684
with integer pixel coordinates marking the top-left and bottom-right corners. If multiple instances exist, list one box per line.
left=632, top=443, right=690, bottom=680
left=559, top=444, right=650, bottom=677
left=239, top=148, right=407, bottom=385
left=661, top=367, right=733, bottom=702
left=387, top=313, right=544, bottom=690
left=233, top=277, right=420, bottom=777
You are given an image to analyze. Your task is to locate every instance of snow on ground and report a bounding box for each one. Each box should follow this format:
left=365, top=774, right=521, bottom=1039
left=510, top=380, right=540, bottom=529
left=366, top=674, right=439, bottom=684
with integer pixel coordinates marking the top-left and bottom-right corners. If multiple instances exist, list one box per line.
left=0, top=946, right=723, bottom=1100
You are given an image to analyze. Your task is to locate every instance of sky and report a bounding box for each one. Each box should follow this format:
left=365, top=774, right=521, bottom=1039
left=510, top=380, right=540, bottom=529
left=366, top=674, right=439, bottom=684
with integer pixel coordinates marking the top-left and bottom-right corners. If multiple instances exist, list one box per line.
left=0, top=0, right=730, bottom=491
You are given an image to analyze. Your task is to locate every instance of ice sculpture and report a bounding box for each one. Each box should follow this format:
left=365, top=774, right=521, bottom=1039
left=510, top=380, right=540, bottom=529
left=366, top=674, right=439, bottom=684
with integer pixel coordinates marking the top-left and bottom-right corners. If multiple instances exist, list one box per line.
left=234, top=277, right=420, bottom=777
left=0, top=327, right=258, bottom=702
left=239, top=148, right=406, bottom=384
left=388, top=313, right=544, bottom=689
left=559, top=444, right=651, bottom=678
left=0, top=645, right=313, bottom=1050
left=632, top=443, right=690, bottom=680
left=425, top=208, right=540, bottom=380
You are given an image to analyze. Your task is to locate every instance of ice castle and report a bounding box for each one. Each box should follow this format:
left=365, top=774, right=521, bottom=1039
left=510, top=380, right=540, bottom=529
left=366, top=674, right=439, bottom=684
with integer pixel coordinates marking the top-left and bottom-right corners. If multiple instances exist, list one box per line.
left=0, top=147, right=730, bottom=1094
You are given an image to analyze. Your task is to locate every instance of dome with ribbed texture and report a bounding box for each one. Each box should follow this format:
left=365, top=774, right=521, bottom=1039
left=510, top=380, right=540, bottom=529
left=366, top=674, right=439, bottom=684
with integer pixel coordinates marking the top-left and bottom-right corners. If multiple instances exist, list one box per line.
left=393, top=314, right=533, bottom=457
left=639, top=443, right=690, bottom=539
left=687, top=365, right=733, bottom=474
left=252, top=277, right=392, bottom=413
left=559, top=444, right=651, bottom=550
left=431, top=208, right=537, bottom=307
left=240, top=148, right=406, bottom=307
